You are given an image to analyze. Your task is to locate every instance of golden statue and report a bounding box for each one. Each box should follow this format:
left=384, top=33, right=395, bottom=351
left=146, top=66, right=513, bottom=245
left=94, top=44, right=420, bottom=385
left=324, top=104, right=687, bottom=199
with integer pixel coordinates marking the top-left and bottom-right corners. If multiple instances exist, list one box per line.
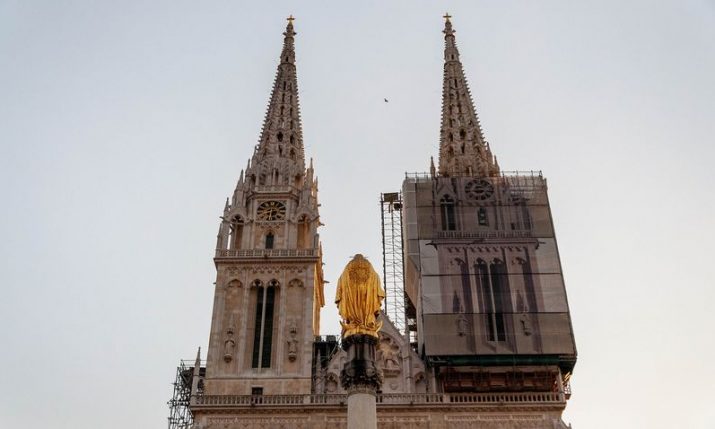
left=335, top=254, right=386, bottom=338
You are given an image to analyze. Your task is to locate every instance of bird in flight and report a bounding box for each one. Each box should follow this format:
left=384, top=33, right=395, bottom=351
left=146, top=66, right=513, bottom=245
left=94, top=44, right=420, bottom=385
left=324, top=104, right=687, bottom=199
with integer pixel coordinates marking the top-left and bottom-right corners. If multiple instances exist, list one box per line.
left=384, top=98, right=389, bottom=103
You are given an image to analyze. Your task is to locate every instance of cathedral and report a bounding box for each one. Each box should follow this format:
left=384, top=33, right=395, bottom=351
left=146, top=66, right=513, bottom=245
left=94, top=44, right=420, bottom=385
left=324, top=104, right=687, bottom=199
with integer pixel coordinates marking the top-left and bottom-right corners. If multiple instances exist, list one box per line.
left=168, top=15, right=577, bottom=429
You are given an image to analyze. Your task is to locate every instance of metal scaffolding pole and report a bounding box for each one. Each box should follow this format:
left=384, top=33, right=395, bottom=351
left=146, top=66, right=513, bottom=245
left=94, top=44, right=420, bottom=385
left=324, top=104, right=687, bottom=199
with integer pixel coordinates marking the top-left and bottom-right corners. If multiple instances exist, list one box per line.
left=380, top=192, right=406, bottom=336
left=167, top=360, right=201, bottom=429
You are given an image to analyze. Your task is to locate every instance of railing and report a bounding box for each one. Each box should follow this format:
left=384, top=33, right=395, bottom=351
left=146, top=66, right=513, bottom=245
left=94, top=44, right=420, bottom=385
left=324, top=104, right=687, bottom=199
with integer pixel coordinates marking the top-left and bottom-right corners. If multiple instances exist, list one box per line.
left=404, top=171, right=546, bottom=190
left=405, top=170, right=543, bottom=180
left=251, top=185, right=299, bottom=194
left=215, top=249, right=317, bottom=258
left=435, top=230, right=533, bottom=240
left=193, top=391, right=564, bottom=407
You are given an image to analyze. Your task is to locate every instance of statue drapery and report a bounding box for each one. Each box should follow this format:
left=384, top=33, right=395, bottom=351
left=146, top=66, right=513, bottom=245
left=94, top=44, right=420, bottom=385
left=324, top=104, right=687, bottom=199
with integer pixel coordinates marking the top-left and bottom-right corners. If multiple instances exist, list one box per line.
left=335, top=254, right=385, bottom=338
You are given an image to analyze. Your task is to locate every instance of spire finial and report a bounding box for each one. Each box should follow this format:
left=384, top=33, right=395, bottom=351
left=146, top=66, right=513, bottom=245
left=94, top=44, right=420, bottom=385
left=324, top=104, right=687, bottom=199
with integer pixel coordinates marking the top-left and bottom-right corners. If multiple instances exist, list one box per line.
left=284, top=15, right=296, bottom=38
left=443, top=12, right=455, bottom=37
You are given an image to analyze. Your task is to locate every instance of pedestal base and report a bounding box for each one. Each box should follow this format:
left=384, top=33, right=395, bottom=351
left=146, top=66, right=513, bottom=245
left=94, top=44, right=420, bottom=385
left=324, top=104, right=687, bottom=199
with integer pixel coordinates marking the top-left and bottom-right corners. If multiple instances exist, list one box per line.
left=347, top=392, right=377, bottom=429
left=341, top=335, right=381, bottom=429
left=340, top=335, right=382, bottom=391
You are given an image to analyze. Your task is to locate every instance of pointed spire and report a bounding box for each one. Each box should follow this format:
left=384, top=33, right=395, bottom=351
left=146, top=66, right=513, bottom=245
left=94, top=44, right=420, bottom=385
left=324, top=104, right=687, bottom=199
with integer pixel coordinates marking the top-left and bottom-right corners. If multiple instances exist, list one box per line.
left=193, top=347, right=201, bottom=375
left=190, top=346, right=203, bottom=400
left=252, top=16, right=306, bottom=180
left=438, top=14, right=499, bottom=178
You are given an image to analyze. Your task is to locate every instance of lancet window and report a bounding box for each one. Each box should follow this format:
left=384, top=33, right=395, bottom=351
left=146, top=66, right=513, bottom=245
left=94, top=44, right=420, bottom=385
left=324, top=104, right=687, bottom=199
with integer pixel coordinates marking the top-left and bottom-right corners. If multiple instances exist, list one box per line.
left=475, top=258, right=512, bottom=342
left=440, top=195, right=456, bottom=231
left=297, top=215, right=310, bottom=249
left=478, top=207, right=488, bottom=226
left=251, top=280, right=279, bottom=369
left=230, top=216, right=244, bottom=249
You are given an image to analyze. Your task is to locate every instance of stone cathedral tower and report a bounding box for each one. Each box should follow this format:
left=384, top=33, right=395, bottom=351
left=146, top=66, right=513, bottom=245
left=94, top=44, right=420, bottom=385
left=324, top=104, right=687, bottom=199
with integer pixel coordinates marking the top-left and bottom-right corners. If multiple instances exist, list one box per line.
left=202, top=17, right=325, bottom=398
left=171, top=16, right=577, bottom=429
left=401, top=13, right=577, bottom=413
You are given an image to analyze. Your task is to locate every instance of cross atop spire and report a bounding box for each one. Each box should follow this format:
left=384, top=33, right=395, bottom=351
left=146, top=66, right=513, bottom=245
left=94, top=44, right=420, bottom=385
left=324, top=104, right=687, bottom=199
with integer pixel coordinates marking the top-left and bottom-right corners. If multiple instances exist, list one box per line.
left=443, top=12, right=455, bottom=39
left=284, top=15, right=296, bottom=40
left=437, top=15, right=499, bottom=177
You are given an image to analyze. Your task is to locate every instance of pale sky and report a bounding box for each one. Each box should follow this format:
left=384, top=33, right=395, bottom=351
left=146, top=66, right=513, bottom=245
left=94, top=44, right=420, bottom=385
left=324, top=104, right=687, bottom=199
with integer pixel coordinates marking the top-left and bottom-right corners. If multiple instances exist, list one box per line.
left=1, top=1, right=714, bottom=428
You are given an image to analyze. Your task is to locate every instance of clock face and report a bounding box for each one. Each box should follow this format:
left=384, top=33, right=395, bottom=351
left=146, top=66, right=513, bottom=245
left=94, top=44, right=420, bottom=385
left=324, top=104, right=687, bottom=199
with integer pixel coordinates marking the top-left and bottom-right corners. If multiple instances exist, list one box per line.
left=465, top=179, right=494, bottom=201
left=256, top=201, right=286, bottom=221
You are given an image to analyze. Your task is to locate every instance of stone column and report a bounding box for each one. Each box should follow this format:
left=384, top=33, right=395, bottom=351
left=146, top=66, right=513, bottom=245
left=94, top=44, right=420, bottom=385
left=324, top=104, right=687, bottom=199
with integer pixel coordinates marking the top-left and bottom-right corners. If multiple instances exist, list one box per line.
left=340, top=335, right=382, bottom=429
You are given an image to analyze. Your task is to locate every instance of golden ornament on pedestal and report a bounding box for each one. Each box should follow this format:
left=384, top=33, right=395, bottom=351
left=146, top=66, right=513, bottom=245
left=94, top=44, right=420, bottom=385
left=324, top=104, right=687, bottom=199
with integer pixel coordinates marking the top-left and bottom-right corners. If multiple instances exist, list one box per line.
left=335, top=254, right=386, bottom=338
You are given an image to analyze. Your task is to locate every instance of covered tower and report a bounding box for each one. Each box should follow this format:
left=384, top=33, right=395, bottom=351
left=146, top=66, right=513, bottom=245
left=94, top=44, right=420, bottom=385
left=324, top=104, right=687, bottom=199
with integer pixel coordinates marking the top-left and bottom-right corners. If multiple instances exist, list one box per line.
left=401, top=14, right=577, bottom=425
left=202, top=16, right=324, bottom=398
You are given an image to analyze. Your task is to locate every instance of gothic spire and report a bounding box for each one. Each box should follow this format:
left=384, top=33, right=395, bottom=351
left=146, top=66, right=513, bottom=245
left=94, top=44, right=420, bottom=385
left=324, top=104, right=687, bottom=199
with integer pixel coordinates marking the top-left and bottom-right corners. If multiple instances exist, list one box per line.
left=438, top=14, right=499, bottom=177
left=251, top=16, right=305, bottom=178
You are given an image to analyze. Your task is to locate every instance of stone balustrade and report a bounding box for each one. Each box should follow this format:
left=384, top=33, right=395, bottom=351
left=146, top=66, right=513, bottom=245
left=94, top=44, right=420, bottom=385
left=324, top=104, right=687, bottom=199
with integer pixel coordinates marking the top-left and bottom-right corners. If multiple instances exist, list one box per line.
left=252, top=185, right=299, bottom=194
left=193, top=392, right=564, bottom=407
left=435, top=230, right=533, bottom=240
left=215, top=248, right=317, bottom=259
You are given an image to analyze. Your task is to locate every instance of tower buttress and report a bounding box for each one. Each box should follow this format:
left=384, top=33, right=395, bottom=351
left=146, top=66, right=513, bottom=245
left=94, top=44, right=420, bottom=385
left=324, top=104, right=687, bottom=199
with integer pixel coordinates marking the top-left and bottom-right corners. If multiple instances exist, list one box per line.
left=438, top=14, right=499, bottom=178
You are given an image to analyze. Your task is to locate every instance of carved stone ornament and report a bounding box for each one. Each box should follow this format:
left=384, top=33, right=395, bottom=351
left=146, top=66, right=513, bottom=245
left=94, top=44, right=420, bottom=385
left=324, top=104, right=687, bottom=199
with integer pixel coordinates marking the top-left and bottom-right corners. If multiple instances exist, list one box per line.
left=286, top=321, right=298, bottom=361
left=223, top=333, right=235, bottom=363
left=225, top=266, right=242, bottom=277
left=377, top=333, right=401, bottom=377
left=226, top=279, right=242, bottom=289
left=340, top=334, right=383, bottom=392
left=465, top=178, right=494, bottom=201
left=224, top=314, right=237, bottom=362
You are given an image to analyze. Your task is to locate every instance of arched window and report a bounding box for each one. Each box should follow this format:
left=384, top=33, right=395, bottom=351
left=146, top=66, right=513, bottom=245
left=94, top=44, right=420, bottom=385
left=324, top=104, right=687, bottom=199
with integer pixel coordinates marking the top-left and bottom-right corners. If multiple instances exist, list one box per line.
left=230, top=216, right=244, bottom=249
left=265, top=232, right=274, bottom=249
left=440, top=196, right=456, bottom=231
left=478, top=207, right=488, bottom=226
left=251, top=280, right=279, bottom=368
left=474, top=259, right=512, bottom=343
left=297, top=215, right=309, bottom=249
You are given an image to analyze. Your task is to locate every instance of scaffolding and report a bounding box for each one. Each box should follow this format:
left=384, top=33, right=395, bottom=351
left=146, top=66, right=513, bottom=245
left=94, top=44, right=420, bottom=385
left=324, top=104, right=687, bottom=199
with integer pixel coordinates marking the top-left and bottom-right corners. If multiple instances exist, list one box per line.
left=167, top=359, right=204, bottom=429
left=380, top=192, right=406, bottom=336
